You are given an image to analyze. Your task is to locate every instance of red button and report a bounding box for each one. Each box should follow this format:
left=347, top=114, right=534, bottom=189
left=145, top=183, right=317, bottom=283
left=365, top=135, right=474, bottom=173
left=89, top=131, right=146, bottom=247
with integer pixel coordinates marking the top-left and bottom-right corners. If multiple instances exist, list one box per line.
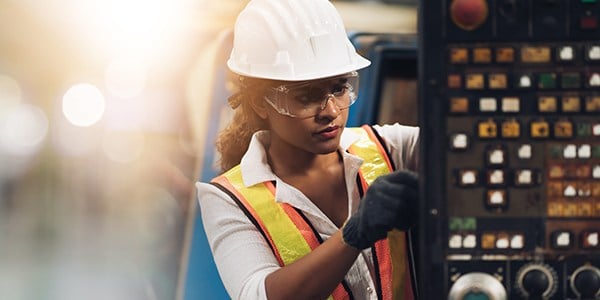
left=450, top=0, right=489, bottom=31
left=581, top=16, right=598, bottom=30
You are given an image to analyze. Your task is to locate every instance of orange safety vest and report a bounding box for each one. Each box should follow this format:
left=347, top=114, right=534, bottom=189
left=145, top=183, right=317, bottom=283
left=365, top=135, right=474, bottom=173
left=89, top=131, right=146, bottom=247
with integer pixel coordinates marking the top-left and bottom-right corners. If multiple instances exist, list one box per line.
left=211, top=125, right=416, bottom=300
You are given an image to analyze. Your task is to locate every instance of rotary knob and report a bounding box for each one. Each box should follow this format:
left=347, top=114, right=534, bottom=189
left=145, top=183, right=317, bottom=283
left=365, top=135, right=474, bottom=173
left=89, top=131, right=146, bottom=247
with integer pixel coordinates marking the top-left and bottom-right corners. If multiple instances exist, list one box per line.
left=450, top=0, right=489, bottom=31
left=570, top=265, right=600, bottom=299
left=515, top=263, right=558, bottom=299
left=448, top=272, right=507, bottom=300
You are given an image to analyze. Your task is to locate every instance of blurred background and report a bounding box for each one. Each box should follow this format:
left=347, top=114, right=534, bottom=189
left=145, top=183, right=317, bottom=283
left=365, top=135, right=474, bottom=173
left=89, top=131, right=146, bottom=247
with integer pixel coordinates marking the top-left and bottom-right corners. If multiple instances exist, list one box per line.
left=0, top=0, right=416, bottom=299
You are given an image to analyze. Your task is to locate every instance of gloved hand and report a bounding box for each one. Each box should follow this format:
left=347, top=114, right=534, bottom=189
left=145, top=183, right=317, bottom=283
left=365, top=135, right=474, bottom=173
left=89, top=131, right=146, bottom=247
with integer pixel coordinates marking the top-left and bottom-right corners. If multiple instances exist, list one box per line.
left=342, top=170, right=418, bottom=250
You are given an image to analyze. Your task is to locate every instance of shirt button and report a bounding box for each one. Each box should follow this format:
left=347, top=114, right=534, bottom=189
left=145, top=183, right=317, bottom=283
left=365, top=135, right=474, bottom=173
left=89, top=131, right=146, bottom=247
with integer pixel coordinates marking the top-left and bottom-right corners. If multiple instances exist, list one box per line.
left=367, top=286, right=373, bottom=294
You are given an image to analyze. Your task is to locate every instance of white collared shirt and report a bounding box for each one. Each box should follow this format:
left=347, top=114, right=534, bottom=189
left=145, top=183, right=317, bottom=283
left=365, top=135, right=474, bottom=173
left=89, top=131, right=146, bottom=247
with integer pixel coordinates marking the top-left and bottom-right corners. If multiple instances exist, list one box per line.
left=196, top=123, right=419, bottom=300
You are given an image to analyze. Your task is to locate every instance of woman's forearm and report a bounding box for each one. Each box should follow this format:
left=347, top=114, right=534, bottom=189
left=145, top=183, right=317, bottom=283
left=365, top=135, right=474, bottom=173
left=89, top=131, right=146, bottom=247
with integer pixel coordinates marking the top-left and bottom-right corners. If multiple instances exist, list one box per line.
left=264, top=230, right=361, bottom=300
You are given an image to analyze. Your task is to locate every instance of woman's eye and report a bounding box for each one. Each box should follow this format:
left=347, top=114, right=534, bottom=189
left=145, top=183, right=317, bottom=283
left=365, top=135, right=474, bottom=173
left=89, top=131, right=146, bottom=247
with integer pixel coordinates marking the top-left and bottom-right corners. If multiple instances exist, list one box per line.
left=331, top=84, right=349, bottom=96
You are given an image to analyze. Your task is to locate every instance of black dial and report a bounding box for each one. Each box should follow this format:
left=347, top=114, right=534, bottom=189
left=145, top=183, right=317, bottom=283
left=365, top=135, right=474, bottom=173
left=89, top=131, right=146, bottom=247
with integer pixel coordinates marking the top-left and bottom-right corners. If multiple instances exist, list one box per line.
left=571, top=265, right=600, bottom=299
left=516, top=263, right=557, bottom=299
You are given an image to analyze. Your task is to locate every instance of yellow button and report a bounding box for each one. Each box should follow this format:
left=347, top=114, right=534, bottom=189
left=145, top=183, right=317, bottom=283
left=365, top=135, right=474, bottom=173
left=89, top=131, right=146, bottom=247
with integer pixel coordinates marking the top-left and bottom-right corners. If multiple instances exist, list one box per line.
left=538, top=96, right=558, bottom=113
left=450, top=97, right=469, bottom=113
left=521, top=46, right=552, bottom=63
left=448, top=74, right=462, bottom=89
left=466, top=74, right=485, bottom=89
left=478, top=120, right=498, bottom=138
left=547, top=201, right=563, bottom=217
left=450, top=48, right=469, bottom=64
left=489, top=73, right=508, bottom=89
left=548, top=182, right=563, bottom=197
left=473, top=47, right=492, bottom=63
left=562, top=96, right=581, bottom=113
left=585, top=96, right=600, bottom=112
left=481, top=233, right=496, bottom=249
left=496, top=47, right=515, bottom=63
left=579, top=202, right=594, bottom=217
left=501, top=119, right=520, bottom=138
left=530, top=120, right=550, bottom=138
left=554, top=120, right=574, bottom=138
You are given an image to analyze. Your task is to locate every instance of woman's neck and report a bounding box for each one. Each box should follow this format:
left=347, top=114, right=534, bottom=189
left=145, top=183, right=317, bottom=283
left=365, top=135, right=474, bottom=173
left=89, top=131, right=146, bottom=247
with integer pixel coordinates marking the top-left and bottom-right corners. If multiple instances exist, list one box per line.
left=267, top=140, right=341, bottom=178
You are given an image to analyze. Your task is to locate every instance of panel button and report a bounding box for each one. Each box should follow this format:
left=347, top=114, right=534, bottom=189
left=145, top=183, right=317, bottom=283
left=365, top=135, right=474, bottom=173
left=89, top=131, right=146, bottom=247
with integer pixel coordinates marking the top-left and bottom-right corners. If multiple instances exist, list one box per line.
left=450, top=133, right=470, bottom=150
left=458, top=169, right=479, bottom=187
left=561, top=96, right=581, bottom=113
left=496, top=233, right=509, bottom=249
left=496, top=47, right=515, bottom=63
left=478, top=119, right=498, bottom=138
left=448, top=74, right=462, bottom=89
left=449, top=234, right=462, bottom=249
left=580, top=16, right=599, bottom=30
left=585, top=96, right=600, bottom=112
left=486, top=190, right=508, bottom=209
left=466, top=74, right=485, bottom=89
left=557, top=46, right=575, bottom=62
left=450, top=48, right=469, bottom=64
left=593, top=164, right=600, bottom=179
left=487, top=169, right=505, bottom=186
left=577, top=123, right=592, bottom=137
left=551, top=230, right=573, bottom=249
left=501, top=119, right=521, bottom=138
left=450, top=97, right=470, bottom=113
left=586, top=45, right=600, bottom=61
left=511, top=234, right=525, bottom=249
left=530, top=120, right=550, bottom=138
left=588, top=72, right=600, bottom=87
left=463, top=234, right=477, bottom=248
left=561, top=72, right=582, bottom=89
left=518, top=144, right=532, bottom=159
left=479, top=97, right=497, bottom=112
left=548, top=164, right=565, bottom=179
left=514, top=169, right=537, bottom=186
left=482, top=233, right=495, bottom=249
left=521, top=46, right=552, bottom=63
left=486, top=146, right=507, bottom=166
left=516, top=74, right=533, bottom=88
left=473, top=47, right=492, bottom=63
left=563, top=144, right=578, bottom=159
left=578, top=144, right=592, bottom=158
left=582, top=231, right=599, bottom=249
left=502, top=97, right=520, bottom=113
left=538, top=96, right=558, bottom=112
left=538, top=73, right=557, bottom=89
left=489, top=73, right=508, bottom=89
left=554, top=119, right=574, bottom=139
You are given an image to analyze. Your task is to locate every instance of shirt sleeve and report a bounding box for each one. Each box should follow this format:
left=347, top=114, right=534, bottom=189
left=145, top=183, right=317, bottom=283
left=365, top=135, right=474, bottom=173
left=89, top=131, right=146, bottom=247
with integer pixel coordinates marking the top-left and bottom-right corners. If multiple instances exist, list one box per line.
left=196, top=181, right=280, bottom=300
left=372, top=123, right=420, bottom=172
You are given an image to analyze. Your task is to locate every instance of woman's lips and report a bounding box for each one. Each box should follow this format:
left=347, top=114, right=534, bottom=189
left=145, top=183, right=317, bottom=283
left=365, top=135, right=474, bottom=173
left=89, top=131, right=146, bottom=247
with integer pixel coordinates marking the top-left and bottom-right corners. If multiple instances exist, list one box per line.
left=315, top=125, right=340, bottom=139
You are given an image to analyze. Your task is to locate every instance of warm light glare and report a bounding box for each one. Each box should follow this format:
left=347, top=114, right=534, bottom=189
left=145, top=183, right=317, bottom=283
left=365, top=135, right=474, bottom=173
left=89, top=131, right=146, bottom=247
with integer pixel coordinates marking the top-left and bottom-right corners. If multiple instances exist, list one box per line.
left=0, top=74, right=22, bottom=116
left=62, top=83, right=105, bottom=127
left=102, top=131, right=145, bottom=163
left=0, top=104, right=49, bottom=156
left=105, top=57, right=147, bottom=99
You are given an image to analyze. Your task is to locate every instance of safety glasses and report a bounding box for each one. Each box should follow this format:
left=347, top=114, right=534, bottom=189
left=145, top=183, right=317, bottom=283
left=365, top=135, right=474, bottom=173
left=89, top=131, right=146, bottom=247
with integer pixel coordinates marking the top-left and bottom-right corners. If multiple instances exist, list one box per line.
left=263, top=71, right=359, bottom=119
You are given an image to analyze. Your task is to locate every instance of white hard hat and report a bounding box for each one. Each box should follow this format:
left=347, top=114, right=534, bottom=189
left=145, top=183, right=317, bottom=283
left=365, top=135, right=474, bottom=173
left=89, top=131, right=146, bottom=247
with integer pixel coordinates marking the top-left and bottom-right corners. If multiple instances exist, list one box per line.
left=227, top=0, right=371, bottom=81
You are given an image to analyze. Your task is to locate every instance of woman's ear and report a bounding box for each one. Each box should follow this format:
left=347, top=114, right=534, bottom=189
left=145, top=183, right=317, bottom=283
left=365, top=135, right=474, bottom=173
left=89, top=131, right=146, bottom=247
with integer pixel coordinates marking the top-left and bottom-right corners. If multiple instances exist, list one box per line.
left=250, top=96, right=269, bottom=119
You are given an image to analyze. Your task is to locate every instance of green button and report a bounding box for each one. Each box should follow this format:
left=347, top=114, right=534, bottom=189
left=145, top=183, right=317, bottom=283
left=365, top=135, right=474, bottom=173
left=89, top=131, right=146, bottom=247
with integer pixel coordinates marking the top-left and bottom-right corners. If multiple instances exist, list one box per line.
left=577, top=123, right=592, bottom=137
left=582, top=0, right=597, bottom=3
left=538, top=73, right=557, bottom=89
left=593, top=145, right=600, bottom=158
left=550, top=145, right=563, bottom=158
left=449, top=217, right=478, bottom=231
left=561, top=73, right=581, bottom=89
left=464, top=292, right=490, bottom=300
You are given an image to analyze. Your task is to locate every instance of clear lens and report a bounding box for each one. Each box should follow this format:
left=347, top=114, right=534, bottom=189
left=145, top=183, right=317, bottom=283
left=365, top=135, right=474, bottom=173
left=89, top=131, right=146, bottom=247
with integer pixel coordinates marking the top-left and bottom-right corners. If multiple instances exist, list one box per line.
left=264, top=72, right=359, bottom=118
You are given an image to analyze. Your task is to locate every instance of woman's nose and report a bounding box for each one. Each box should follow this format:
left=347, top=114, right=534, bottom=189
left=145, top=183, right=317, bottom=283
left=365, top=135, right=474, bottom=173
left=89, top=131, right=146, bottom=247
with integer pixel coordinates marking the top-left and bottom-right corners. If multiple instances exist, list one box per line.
left=318, top=95, right=340, bottom=117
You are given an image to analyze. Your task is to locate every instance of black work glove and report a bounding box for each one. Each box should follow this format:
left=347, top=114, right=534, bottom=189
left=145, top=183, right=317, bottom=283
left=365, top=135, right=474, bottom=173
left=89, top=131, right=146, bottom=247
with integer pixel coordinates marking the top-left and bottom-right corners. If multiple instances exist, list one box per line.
left=342, top=170, right=418, bottom=250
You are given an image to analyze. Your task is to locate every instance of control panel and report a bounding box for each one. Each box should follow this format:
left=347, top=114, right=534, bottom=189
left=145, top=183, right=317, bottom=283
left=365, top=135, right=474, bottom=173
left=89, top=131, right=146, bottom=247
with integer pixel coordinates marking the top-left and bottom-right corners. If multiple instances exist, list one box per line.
left=418, top=0, right=600, bottom=299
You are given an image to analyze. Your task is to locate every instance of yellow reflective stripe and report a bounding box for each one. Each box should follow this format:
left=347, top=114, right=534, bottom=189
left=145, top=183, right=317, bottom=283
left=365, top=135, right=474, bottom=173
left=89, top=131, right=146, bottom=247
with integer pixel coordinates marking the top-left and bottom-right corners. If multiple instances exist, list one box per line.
left=348, top=127, right=391, bottom=183
left=222, top=167, right=313, bottom=266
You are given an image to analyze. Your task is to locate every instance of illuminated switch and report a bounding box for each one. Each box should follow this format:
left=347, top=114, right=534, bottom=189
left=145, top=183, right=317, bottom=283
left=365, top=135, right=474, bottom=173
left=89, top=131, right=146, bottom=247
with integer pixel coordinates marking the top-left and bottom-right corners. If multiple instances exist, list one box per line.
left=547, top=201, right=562, bottom=216
left=594, top=146, right=600, bottom=158
left=563, top=144, right=578, bottom=159
left=580, top=16, right=598, bottom=30
left=577, top=123, right=592, bottom=137
left=496, top=47, right=515, bottom=63
left=487, top=170, right=504, bottom=185
left=582, top=231, right=599, bottom=248
left=593, top=165, right=600, bottom=179
left=463, top=234, right=477, bottom=248
left=521, top=46, right=552, bottom=63
left=496, top=233, right=509, bottom=249
left=515, top=169, right=535, bottom=186
left=482, top=233, right=496, bottom=249
left=548, top=164, right=565, bottom=179
left=588, top=72, right=600, bottom=87
left=578, top=182, right=592, bottom=197
left=486, top=190, right=507, bottom=208
left=594, top=182, right=600, bottom=197
left=593, top=124, right=600, bottom=136
left=550, top=145, right=563, bottom=158
left=538, top=96, right=558, bottom=113
left=587, top=45, right=600, bottom=61
left=458, top=169, right=479, bottom=186
left=449, top=234, right=463, bottom=249
left=479, top=97, right=497, bottom=112
left=511, top=234, right=525, bottom=249
left=585, top=96, right=600, bottom=112
left=538, top=73, right=557, bottom=89
left=561, top=72, right=581, bottom=89
left=478, top=120, right=498, bottom=138
left=502, top=119, right=521, bottom=138
left=473, top=48, right=492, bottom=63
left=450, top=97, right=469, bottom=113
left=565, top=203, right=578, bottom=216
left=565, top=165, right=578, bottom=178
left=489, top=73, right=507, bottom=89
left=552, top=231, right=573, bottom=248
left=501, top=97, right=520, bottom=113
left=530, top=120, right=550, bottom=138
left=576, top=165, right=592, bottom=178
left=554, top=120, right=574, bottom=138
left=578, top=144, right=592, bottom=158
left=518, top=144, right=532, bottom=159
left=564, top=183, right=577, bottom=197
left=561, top=96, right=581, bottom=113
left=450, top=133, right=469, bottom=150
left=466, top=74, right=485, bottom=89
left=579, top=202, right=593, bottom=216
left=558, top=46, right=575, bottom=61
left=450, top=48, right=469, bottom=64
left=517, top=75, right=532, bottom=88
left=448, top=74, right=462, bottom=89
left=548, top=182, right=563, bottom=197
left=486, top=147, right=506, bottom=166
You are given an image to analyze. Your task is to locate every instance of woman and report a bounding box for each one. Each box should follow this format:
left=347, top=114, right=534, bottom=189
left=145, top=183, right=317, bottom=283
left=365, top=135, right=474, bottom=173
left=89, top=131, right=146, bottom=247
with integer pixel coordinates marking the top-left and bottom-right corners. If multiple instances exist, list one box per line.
left=196, top=0, right=419, bottom=299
